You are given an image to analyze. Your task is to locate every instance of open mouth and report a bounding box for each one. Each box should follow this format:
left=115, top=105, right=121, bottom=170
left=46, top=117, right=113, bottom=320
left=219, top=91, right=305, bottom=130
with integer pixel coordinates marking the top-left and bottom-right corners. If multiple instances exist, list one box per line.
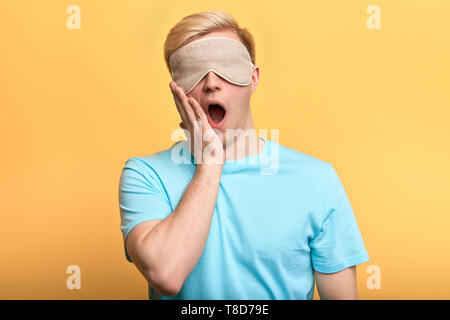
left=207, top=104, right=226, bottom=124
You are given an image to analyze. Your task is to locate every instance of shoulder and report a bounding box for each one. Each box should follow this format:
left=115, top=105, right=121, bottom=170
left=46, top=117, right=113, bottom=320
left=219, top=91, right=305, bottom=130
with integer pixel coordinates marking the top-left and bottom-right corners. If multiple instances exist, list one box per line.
left=120, top=140, right=192, bottom=185
left=275, top=141, right=332, bottom=181
left=123, top=140, right=185, bottom=172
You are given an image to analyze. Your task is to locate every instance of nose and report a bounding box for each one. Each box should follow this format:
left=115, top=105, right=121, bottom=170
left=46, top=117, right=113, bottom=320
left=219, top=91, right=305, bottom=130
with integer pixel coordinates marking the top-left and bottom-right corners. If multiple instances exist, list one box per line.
left=202, top=71, right=223, bottom=92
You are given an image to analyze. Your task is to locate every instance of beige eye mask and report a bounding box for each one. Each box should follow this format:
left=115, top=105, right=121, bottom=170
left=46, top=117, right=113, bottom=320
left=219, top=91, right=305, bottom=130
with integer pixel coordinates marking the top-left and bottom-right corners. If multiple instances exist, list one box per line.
left=169, top=37, right=255, bottom=94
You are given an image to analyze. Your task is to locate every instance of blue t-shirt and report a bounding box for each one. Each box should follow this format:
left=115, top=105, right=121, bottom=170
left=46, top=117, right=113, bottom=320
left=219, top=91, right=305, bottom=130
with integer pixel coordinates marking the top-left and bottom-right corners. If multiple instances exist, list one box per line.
left=118, top=136, right=369, bottom=300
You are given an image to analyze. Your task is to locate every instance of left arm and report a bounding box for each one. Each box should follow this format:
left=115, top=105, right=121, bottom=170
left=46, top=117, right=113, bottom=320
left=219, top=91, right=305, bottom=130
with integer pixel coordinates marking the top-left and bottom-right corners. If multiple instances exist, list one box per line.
left=314, top=266, right=358, bottom=300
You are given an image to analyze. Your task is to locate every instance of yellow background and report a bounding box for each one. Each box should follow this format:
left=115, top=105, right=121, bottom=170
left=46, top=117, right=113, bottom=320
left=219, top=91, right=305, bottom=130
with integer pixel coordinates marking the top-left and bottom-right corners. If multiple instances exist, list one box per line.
left=1, top=0, right=449, bottom=299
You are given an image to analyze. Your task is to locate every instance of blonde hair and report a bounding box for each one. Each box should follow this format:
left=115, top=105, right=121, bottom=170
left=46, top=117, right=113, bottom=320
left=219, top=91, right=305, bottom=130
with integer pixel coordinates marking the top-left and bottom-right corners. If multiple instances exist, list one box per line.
left=163, top=10, right=256, bottom=74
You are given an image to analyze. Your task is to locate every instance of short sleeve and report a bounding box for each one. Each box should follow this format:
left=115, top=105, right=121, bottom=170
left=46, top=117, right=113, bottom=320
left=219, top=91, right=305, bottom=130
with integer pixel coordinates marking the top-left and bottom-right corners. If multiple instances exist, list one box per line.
left=118, top=158, right=173, bottom=263
left=309, top=163, right=370, bottom=273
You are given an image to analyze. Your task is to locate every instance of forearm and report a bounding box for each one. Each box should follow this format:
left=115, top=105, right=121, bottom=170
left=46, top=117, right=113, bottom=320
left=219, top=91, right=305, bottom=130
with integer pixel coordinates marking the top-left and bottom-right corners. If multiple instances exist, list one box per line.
left=315, top=266, right=358, bottom=300
left=141, top=164, right=223, bottom=293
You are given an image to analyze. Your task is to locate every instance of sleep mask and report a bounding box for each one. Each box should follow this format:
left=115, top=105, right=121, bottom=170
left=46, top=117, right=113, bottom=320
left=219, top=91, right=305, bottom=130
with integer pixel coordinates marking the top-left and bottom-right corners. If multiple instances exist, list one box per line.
left=169, top=37, right=255, bottom=94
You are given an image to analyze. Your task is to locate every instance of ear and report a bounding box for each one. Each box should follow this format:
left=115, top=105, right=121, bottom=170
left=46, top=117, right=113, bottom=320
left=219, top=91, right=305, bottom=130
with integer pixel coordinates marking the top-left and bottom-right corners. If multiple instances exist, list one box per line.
left=251, top=66, right=260, bottom=93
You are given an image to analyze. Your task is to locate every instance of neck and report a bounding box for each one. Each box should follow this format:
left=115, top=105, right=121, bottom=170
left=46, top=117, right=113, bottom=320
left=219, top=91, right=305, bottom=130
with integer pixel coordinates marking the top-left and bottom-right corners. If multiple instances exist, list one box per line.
left=223, top=112, right=265, bottom=161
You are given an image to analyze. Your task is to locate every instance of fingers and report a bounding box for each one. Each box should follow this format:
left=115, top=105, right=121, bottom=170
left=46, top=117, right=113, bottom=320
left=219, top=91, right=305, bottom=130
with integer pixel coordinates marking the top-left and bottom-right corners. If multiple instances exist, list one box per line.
left=169, top=82, right=189, bottom=126
left=170, top=82, right=194, bottom=129
left=170, top=82, right=212, bottom=135
left=171, top=82, right=197, bottom=125
left=187, top=96, right=209, bottom=128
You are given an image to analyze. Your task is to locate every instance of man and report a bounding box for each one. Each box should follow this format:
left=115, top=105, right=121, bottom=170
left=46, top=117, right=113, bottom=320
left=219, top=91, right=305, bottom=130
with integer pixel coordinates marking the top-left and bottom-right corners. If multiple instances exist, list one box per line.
left=118, top=10, right=369, bottom=300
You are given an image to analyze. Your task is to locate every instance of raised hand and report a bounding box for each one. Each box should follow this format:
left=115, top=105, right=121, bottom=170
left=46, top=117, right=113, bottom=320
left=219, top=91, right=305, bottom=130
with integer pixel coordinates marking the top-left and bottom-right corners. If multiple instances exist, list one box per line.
left=169, top=81, right=224, bottom=166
